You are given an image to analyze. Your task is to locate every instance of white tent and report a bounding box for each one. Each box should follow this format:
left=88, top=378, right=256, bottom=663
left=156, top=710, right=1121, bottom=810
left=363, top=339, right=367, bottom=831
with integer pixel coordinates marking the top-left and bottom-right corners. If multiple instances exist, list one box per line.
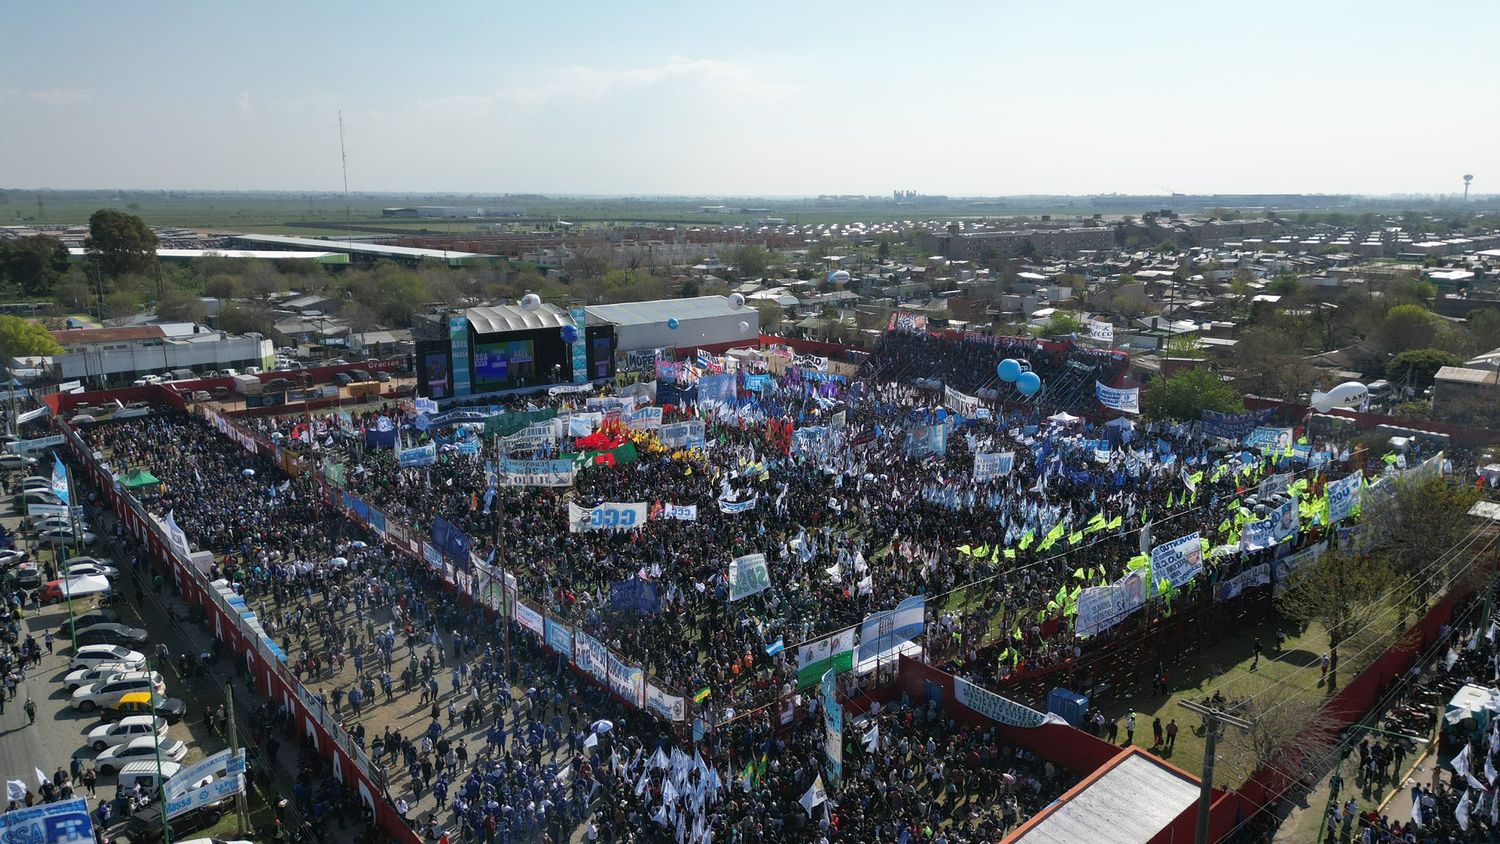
left=1105, top=416, right=1135, bottom=431
left=59, top=574, right=112, bottom=598
left=1047, top=412, right=1082, bottom=425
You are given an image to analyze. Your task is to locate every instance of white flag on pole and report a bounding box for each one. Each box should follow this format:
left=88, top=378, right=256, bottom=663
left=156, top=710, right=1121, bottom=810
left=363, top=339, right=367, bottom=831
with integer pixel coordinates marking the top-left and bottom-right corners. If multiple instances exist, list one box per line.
left=799, top=775, right=827, bottom=816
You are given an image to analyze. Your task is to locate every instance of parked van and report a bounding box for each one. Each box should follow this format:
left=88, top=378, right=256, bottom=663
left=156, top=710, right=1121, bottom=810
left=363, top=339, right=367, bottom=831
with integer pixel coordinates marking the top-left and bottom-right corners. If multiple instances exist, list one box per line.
left=115, top=759, right=182, bottom=794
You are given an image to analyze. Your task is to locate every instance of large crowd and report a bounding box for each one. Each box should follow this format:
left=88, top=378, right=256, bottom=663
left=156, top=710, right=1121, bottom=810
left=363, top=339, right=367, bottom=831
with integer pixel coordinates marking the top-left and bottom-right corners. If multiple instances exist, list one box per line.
left=73, top=330, right=1454, bottom=842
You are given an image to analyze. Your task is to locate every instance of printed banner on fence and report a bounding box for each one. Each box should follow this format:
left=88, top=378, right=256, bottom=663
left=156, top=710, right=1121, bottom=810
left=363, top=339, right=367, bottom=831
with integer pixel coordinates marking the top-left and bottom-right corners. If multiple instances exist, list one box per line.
left=1274, top=541, right=1329, bottom=595
left=1327, top=472, right=1362, bottom=523
left=397, top=442, right=437, bottom=468
left=607, top=655, right=646, bottom=708
left=973, top=451, right=1014, bottom=482
left=660, top=420, right=706, bottom=449
left=1149, top=532, right=1203, bottom=593
left=1089, top=321, right=1114, bottom=343
left=164, top=748, right=241, bottom=799
left=1241, top=500, right=1298, bottom=551
left=823, top=667, right=843, bottom=787
left=796, top=628, right=857, bottom=687
left=567, top=501, right=647, bottom=532
left=953, top=676, right=1049, bottom=728
left=944, top=385, right=982, bottom=417
left=1201, top=407, right=1278, bottom=440
left=728, top=553, right=771, bottom=601
left=544, top=619, right=572, bottom=656
left=1258, top=472, right=1292, bottom=499
left=1095, top=382, right=1139, bottom=415
left=514, top=599, right=544, bottom=636
left=856, top=594, right=925, bottom=662
left=645, top=683, right=686, bottom=722
left=573, top=631, right=609, bottom=685
left=500, top=457, right=576, bottom=487
left=1214, top=563, right=1271, bottom=602
left=1075, top=584, right=1133, bottom=638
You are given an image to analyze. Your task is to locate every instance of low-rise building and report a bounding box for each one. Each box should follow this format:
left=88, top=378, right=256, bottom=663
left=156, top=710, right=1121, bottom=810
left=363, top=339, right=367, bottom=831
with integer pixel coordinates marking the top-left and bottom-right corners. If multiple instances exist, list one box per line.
left=36, top=323, right=273, bottom=386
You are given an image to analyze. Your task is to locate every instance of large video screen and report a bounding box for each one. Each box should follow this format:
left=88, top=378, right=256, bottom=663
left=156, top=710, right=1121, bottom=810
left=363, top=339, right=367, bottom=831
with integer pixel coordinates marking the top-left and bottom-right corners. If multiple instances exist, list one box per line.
left=425, top=352, right=450, bottom=399
left=473, top=340, right=535, bottom=385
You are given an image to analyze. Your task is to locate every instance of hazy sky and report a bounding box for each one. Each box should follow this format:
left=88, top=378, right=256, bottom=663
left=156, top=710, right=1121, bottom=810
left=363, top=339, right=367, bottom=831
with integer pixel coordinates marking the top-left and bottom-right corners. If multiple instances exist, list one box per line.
left=3, top=1, right=1495, bottom=196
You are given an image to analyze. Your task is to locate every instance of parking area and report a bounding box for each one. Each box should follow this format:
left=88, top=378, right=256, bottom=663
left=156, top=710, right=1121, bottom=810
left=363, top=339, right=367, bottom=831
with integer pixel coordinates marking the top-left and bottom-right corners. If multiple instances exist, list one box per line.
left=0, top=464, right=277, bottom=843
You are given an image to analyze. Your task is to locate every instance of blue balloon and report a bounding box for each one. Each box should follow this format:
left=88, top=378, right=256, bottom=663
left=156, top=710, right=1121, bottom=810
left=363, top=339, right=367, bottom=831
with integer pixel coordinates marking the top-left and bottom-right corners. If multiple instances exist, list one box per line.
left=998, top=358, right=1021, bottom=383
left=561, top=325, right=579, bottom=344
left=667, top=318, right=680, bottom=330
left=1017, top=371, right=1042, bottom=396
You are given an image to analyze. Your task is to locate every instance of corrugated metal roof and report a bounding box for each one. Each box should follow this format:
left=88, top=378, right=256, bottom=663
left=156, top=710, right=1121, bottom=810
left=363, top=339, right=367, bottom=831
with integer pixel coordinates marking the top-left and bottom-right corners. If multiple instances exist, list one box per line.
left=1011, top=751, right=1199, bottom=844
left=585, top=296, right=745, bottom=327
left=465, top=303, right=573, bottom=334
left=235, top=234, right=494, bottom=260
left=52, top=326, right=166, bottom=345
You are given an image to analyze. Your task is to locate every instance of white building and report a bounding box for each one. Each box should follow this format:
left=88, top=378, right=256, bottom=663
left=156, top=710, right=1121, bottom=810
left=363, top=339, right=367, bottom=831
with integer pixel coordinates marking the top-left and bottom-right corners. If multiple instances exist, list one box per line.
left=42, top=324, right=273, bottom=385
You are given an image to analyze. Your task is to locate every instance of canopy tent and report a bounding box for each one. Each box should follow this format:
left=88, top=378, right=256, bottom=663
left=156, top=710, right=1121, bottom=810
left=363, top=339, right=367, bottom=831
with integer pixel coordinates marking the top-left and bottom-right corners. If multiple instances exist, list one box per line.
left=1047, top=412, right=1083, bottom=426
left=58, top=574, right=112, bottom=598
left=117, top=469, right=161, bottom=489
left=1104, top=417, right=1135, bottom=431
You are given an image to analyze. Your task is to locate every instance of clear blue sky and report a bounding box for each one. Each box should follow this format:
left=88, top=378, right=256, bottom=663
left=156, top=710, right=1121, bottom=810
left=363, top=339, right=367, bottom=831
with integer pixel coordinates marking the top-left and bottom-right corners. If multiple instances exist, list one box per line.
left=2, top=0, right=1494, bottom=196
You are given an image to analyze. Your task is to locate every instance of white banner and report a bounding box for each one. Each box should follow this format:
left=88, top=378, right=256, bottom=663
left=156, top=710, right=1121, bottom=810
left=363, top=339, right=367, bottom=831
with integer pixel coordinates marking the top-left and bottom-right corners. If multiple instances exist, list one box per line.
left=973, top=451, right=1014, bottom=482
left=953, top=676, right=1049, bottom=728
left=567, top=501, right=647, bottom=532
left=1095, top=382, right=1139, bottom=415
left=645, top=683, right=686, bottom=722
left=626, top=407, right=663, bottom=431
left=729, top=553, right=771, bottom=601
left=515, top=599, right=544, bottom=636
left=1089, top=321, right=1114, bottom=343
left=718, top=494, right=758, bottom=514
left=1327, top=472, right=1361, bottom=524
left=165, top=749, right=240, bottom=799
left=1149, top=532, right=1202, bottom=593
left=14, top=407, right=48, bottom=425
left=1214, top=563, right=1271, bottom=602
left=165, top=774, right=245, bottom=821
left=661, top=503, right=698, bottom=521
left=944, top=385, right=982, bottom=417
left=1274, top=541, right=1329, bottom=596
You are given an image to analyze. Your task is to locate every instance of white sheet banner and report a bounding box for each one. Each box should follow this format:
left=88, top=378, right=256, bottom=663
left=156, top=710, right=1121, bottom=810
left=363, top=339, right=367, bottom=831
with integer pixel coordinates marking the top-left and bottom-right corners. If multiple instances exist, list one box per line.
left=729, top=553, right=771, bottom=601
left=944, top=385, right=982, bottom=417
left=973, top=451, right=1015, bottom=482
left=1327, top=472, right=1362, bottom=523
left=1149, top=532, right=1203, bottom=593
left=1089, top=321, right=1114, bottom=343
left=718, top=494, right=758, bottom=514
left=953, top=676, right=1049, bottom=728
left=626, top=407, right=663, bottom=430
left=645, top=683, right=686, bottom=721
left=568, top=502, right=647, bottom=532
left=515, top=599, right=544, bottom=636
left=1095, top=382, right=1139, bottom=415
left=661, top=503, right=698, bottom=521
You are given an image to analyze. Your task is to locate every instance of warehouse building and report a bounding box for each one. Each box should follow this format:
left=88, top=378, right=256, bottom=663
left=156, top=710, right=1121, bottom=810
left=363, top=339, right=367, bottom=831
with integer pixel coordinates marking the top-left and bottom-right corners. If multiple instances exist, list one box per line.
left=584, top=295, right=759, bottom=356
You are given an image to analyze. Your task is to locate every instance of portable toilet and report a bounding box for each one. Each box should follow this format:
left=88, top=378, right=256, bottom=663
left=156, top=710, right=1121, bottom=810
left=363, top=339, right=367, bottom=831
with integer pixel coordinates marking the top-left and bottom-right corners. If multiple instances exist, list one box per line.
left=1047, top=687, right=1089, bottom=727
left=1445, top=683, right=1493, bottom=739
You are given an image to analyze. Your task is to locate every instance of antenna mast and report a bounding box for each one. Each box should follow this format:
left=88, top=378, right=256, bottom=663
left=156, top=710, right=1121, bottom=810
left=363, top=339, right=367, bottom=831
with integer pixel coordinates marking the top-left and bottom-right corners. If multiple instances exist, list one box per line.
left=339, top=110, right=353, bottom=245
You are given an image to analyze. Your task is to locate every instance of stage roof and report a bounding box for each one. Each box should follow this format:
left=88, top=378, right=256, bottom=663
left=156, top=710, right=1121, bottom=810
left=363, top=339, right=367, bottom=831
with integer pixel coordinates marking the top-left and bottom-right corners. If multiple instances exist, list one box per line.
left=1008, top=750, right=1200, bottom=844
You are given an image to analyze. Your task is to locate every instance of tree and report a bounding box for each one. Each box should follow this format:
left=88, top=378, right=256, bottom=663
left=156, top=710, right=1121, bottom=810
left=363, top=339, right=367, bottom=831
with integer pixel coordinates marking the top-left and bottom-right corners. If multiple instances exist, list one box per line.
left=214, top=302, right=275, bottom=336
left=1035, top=312, right=1082, bottom=337
left=1227, top=326, right=1318, bottom=400
left=0, top=235, right=70, bottom=296
left=1376, top=304, right=1435, bottom=354
left=0, top=315, right=61, bottom=357
left=85, top=209, right=157, bottom=278
left=101, top=290, right=142, bottom=321
left=1276, top=549, right=1391, bottom=687
left=154, top=286, right=206, bottom=323
left=1359, top=473, right=1483, bottom=613
left=754, top=301, right=784, bottom=333
left=1386, top=348, right=1461, bottom=387
left=1141, top=367, right=1244, bottom=421
left=731, top=245, right=773, bottom=280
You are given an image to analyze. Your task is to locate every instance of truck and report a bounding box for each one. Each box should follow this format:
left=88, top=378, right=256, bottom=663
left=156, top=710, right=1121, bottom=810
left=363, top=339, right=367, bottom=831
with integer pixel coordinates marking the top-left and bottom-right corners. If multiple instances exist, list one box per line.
left=232, top=374, right=263, bottom=397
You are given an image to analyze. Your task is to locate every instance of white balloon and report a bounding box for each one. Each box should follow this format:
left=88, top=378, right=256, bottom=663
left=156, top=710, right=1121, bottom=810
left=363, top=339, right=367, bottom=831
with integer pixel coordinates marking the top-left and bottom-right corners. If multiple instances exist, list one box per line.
left=1311, top=380, right=1367, bottom=412
left=739, top=321, right=750, bottom=333
left=728, top=293, right=746, bottom=309
left=520, top=293, right=541, bottom=311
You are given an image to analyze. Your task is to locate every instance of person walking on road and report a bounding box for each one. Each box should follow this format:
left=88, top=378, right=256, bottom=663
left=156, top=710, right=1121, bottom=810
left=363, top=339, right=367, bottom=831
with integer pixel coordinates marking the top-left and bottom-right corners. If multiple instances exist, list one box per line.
left=23, top=696, right=36, bottom=725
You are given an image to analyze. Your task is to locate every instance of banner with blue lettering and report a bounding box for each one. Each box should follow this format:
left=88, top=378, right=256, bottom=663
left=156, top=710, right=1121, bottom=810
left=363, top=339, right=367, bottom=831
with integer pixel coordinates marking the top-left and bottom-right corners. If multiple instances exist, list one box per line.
left=1149, top=532, right=1203, bottom=593
left=1327, top=472, right=1362, bottom=523
left=431, top=516, right=473, bottom=567
left=500, top=457, right=576, bottom=487
left=718, top=494, right=759, bottom=514
left=0, top=798, right=94, bottom=843
left=544, top=618, right=573, bottom=656
left=625, top=407, right=663, bottom=430
left=698, top=374, right=737, bottom=414
left=567, top=501, right=647, bottom=532
left=1095, top=382, right=1140, bottom=415
left=973, top=451, right=1014, bottom=482
left=660, top=420, right=706, bottom=449
left=397, top=443, right=438, bottom=468
left=792, top=426, right=831, bottom=457
left=904, top=424, right=947, bottom=458
left=744, top=374, right=773, bottom=392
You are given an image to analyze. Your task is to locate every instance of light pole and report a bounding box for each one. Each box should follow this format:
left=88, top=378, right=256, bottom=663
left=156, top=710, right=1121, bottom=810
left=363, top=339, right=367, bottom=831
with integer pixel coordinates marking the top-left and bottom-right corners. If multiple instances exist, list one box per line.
left=1178, top=698, right=1252, bottom=844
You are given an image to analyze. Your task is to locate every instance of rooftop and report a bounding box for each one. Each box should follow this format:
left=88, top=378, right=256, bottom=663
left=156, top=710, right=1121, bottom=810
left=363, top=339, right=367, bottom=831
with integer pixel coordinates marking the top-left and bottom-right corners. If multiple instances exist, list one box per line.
left=465, top=303, right=574, bottom=334
left=585, top=295, right=747, bottom=326
left=233, top=234, right=494, bottom=260
left=1008, top=750, right=1200, bottom=844
left=1435, top=366, right=1498, bottom=386
left=51, top=325, right=167, bottom=346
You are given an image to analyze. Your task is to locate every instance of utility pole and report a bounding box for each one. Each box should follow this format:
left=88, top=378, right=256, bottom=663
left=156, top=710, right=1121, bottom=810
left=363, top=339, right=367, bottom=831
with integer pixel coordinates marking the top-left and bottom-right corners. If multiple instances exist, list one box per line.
left=225, top=682, right=249, bottom=835
left=1178, top=699, right=1252, bottom=844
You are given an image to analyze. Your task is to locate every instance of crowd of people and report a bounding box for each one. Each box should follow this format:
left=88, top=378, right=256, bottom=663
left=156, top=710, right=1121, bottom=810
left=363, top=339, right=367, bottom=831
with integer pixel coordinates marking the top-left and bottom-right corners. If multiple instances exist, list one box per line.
left=71, top=330, right=1458, bottom=842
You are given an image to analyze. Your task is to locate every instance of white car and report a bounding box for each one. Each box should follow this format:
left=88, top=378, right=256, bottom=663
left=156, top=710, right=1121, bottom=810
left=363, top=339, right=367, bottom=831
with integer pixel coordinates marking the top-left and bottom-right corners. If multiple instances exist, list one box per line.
left=71, top=644, right=146, bottom=671
left=86, top=715, right=168, bottom=751
left=0, top=549, right=29, bottom=568
left=38, top=527, right=96, bottom=546
left=36, top=517, right=91, bottom=534
left=65, top=561, right=118, bottom=580
left=62, top=663, right=137, bottom=693
left=71, top=672, right=166, bottom=711
left=94, top=735, right=189, bottom=775
left=19, top=476, right=54, bottom=492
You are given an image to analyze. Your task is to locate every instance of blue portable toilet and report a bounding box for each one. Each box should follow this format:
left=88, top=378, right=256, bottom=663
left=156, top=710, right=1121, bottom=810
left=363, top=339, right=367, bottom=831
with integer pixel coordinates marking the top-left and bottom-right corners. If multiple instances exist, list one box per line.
left=1046, top=687, right=1089, bottom=727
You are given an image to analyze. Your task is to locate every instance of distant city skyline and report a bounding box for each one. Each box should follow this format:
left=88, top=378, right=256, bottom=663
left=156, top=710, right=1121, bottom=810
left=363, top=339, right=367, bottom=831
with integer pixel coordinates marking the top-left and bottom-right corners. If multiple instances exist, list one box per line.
left=2, top=1, right=1495, bottom=197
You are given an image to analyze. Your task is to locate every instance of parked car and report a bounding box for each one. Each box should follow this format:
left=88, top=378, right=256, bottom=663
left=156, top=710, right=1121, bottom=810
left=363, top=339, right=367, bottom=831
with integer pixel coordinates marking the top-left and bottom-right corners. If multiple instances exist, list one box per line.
left=86, top=715, right=169, bottom=751
left=19, top=476, right=54, bottom=492
left=119, top=793, right=223, bottom=843
left=0, top=454, right=36, bottom=471
left=244, top=366, right=263, bottom=376
left=12, top=490, right=63, bottom=513
left=62, top=662, right=137, bottom=693
left=94, top=735, right=189, bottom=774
left=72, top=672, right=166, bottom=712
left=103, top=691, right=187, bottom=723
left=210, top=386, right=230, bottom=400
left=190, top=390, right=211, bottom=402
left=263, top=377, right=295, bottom=393
left=350, top=369, right=373, bottom=382
left=332, top=372, right=353, bottom=387
left=71, top=623, right=148, bottom=648
left=71, top=645, right=146, bottom=671
left=40, top=578, right=113, bottom=605
left=38, top=527, right=96, bottom=546
left=10, top=562, right=40, bottom=589
left=0, top=549, right=29, bottom=568
left=69, top=608, right=121, bottom=630
left=64, top=561, right=119, bottom=579
left=36, top=517, right=91, bottom=534
left=373, top=370, right=392, bottom=383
